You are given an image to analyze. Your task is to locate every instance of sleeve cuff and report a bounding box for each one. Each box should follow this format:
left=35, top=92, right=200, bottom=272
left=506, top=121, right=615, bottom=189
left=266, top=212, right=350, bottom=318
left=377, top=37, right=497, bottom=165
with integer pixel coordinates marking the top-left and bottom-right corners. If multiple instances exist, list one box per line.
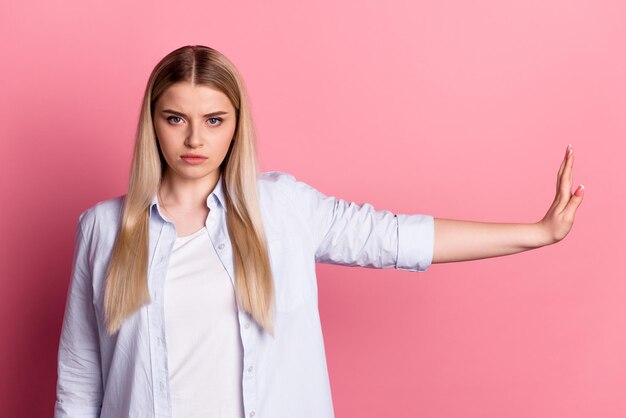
left=395, top=213, right=435, bottom=272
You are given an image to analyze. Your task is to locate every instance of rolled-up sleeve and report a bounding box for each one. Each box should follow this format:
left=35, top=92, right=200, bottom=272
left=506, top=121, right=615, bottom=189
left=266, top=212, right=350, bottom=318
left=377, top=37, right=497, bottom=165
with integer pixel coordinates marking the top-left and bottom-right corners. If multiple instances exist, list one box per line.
left=395, top=213, right=435, bottom=271
left=283, top=172, right=434, bottom=272
left=55, top=212, right=103, bottom=418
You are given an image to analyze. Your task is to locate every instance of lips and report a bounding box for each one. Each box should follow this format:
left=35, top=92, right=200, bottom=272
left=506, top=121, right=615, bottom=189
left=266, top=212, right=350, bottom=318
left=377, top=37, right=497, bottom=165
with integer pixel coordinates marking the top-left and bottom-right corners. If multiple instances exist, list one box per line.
left=181, top=154, right=207, bottom=158
left=181, top=155, right=208, bottom=165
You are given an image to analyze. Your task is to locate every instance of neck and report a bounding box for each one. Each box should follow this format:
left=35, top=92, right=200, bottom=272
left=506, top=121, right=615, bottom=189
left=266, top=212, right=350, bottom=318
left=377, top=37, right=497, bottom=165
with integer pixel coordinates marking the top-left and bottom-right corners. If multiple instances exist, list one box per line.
left=158, top=169, right=220, bottom=210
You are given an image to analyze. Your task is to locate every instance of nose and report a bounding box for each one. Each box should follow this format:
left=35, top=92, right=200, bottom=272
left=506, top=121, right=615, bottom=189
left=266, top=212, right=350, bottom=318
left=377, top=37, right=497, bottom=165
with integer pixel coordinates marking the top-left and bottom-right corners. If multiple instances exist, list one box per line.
left=184, top=121, right=204, bottom=148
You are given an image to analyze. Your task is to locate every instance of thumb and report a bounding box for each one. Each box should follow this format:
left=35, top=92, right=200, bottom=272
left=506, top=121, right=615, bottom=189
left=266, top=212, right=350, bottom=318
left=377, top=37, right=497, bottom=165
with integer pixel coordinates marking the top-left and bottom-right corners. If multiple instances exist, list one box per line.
left=564, top=184, right=585, bottom=216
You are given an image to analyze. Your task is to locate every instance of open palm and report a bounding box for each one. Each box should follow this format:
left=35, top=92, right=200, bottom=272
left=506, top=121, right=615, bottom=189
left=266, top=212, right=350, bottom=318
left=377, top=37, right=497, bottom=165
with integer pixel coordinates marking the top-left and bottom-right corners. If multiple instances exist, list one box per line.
left=538, top=144, right=585, bottom=244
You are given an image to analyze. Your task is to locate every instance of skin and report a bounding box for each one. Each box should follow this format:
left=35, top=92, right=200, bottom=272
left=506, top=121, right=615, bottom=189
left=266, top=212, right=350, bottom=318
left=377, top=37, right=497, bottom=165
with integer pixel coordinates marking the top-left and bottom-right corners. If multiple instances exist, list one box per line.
left=153, top=81, right=585, bottom=259
left=153, top=81, right=237, bottom=237
left=432, top=144, right=584, bottom=263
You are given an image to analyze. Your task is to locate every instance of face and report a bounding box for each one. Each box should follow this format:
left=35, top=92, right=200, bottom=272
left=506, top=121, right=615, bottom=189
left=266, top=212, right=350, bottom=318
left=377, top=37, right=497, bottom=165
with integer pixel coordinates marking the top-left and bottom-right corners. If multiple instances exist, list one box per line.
left=153, top=81, right=237, bottom=181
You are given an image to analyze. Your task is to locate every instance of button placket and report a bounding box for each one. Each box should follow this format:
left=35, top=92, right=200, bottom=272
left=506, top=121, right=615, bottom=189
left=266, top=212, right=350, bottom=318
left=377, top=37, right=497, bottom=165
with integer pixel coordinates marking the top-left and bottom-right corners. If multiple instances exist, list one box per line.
left=146, top=217, right=176, bottom=414
left=239, top=311, right=259, bottom=416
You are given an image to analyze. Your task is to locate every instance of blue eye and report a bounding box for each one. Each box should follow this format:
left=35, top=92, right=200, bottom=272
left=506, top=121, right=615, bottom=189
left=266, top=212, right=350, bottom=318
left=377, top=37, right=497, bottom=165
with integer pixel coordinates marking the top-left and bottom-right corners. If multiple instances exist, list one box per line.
left=166, top=116, right=183, bottom=124
left=165, top=116, right=222, bottom=126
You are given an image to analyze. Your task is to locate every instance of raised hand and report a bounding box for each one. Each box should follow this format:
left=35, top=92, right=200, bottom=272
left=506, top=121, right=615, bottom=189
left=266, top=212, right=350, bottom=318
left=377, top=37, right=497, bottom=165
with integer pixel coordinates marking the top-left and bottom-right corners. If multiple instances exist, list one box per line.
left=537, top=144, right=584, bottom=244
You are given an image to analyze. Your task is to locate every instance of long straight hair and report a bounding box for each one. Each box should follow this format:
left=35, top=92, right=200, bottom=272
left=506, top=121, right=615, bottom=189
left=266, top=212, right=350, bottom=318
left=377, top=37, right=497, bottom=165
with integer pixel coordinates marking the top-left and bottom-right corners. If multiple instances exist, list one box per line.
left=103, top=45, right=275, bottom=336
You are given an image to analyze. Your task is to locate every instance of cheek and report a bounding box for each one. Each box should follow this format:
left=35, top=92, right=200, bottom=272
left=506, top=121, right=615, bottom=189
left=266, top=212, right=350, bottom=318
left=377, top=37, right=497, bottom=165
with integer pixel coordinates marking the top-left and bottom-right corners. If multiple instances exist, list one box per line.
left=215, top=125, right=235, bottom=149
left=219, top=134, right=234, bottom=154
left=154, top=125, right=175, bottom=152
left=156, top=138, right=177, bottom=163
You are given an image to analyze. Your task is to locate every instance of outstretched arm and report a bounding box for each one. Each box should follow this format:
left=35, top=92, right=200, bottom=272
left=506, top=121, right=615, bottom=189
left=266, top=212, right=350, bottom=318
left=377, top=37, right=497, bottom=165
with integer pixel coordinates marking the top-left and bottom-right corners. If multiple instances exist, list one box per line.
left=432, top=144, right=584, bottom=264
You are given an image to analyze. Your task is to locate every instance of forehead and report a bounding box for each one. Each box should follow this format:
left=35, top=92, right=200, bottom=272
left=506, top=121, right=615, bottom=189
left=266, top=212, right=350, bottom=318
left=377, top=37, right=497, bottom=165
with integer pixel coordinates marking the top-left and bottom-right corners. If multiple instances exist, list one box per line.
left=156, top=82, right=234, bottom=112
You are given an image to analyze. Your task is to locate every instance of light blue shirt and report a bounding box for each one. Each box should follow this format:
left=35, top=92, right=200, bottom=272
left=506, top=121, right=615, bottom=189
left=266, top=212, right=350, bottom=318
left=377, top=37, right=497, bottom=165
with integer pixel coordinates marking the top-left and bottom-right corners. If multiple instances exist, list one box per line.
left=55, top=170, right=435, bottom=418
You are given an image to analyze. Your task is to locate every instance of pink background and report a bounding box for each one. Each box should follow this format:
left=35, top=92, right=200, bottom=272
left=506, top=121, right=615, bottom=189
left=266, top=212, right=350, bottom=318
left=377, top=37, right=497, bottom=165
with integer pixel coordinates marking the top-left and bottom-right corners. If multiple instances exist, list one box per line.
left=2, top=0, right=625, bottom=416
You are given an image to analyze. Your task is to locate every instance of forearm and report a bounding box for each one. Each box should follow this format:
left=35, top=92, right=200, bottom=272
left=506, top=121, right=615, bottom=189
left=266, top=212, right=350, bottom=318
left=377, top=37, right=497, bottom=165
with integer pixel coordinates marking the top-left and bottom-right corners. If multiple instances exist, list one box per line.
left=432, top=218, right=552, bottom=264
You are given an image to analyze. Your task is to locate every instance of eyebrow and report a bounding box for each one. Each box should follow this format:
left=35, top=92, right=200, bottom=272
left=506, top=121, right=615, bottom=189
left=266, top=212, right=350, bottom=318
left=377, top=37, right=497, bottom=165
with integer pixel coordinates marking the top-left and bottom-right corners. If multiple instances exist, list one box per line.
left=161, top=109, right=229, bottom=117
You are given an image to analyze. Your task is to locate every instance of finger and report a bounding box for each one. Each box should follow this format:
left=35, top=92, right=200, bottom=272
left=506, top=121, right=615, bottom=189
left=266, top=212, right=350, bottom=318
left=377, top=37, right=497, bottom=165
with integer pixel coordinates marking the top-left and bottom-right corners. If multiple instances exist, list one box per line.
left=556, top=156, right=566, bottom=192
left=554, top=168, right=570, bottom=213
left=556, top=145, right=570, bottom=193
left=558, top=149, right=574, bottom=206
left=564, top=184, right=584, bottom=221
left=569, top=150, right=574, bottom=186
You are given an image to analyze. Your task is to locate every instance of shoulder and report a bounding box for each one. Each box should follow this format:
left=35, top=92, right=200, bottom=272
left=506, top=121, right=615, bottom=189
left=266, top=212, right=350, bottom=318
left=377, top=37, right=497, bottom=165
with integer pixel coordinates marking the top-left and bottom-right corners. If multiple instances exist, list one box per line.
left=256, top=171, right=307, bottom=221
left=257, top=170, right=299, bottom=197
left=77, top=194, right=125, bottom=238
left=257, top=170, right=326, bottom=201
left=257, top=169, right=325, bottom=200
left=257, top=170, right=321, bottom=193
left=257, top=170, right=297, bottom=185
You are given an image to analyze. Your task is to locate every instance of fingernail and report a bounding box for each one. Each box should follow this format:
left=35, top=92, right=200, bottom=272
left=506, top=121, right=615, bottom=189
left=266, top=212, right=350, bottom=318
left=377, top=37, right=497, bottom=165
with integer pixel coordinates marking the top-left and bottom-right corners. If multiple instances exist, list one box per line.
left=567, top=144, right=573, bottom=158
left=575, top=184, right=584, bottom=196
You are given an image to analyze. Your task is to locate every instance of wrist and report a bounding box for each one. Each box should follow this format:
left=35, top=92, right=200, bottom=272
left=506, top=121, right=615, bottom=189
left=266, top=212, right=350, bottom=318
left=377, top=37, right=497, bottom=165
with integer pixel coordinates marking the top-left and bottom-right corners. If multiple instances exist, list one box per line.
left=533, top=220, right=556, bottom=248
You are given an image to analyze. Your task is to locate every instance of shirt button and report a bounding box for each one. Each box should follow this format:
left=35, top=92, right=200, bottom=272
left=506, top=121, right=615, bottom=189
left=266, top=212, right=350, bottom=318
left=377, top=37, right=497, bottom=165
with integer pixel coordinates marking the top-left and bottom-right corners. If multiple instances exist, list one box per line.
left=247, top=365, right=253, bottom=373
left=249, top=412, right=255, bottom=417
left=218, top=243, right=225, bottom=250
left=244, top=322, right=250, bottom=329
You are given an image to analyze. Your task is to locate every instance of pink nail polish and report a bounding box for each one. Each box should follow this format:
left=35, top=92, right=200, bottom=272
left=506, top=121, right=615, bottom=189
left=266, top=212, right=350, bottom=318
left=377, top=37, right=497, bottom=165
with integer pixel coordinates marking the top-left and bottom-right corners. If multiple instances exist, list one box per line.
left=575, top=184, right=584, bottom=196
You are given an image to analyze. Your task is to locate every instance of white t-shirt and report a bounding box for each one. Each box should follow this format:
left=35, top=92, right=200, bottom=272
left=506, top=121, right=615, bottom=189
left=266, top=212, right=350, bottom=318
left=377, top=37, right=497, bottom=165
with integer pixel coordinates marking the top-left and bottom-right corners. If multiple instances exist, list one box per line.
left=163, top=226, right=244, bottom=418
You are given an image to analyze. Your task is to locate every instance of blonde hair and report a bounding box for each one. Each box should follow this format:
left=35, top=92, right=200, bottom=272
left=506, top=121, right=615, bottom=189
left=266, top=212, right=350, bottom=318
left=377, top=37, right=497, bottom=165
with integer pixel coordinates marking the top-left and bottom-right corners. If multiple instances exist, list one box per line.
left=103, top=45, right=275, bottom=336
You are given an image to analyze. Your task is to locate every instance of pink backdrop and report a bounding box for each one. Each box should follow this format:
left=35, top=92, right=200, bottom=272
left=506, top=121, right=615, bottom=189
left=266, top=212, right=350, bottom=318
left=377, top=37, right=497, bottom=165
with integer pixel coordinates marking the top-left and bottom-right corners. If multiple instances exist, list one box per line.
left=2, top=0, right=625, bottom=416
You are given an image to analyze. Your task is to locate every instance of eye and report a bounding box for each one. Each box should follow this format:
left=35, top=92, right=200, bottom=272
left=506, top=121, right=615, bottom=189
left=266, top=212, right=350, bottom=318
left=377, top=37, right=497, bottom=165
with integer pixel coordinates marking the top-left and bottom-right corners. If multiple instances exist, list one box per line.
left=166, top=116, right=183, bottom=124
left=208, top=117, right=223, bottom=126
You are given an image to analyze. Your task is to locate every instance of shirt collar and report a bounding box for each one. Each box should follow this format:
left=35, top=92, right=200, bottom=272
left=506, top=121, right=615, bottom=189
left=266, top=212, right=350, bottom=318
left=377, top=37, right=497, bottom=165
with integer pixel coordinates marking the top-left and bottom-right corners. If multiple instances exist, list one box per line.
left=149, top=172, right=227, bottom=217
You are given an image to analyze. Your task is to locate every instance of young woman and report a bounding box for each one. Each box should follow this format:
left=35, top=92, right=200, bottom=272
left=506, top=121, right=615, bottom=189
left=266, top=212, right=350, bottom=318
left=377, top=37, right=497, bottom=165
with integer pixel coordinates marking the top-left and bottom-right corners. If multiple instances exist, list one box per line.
left=54, top=45, right=584, bottom=418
